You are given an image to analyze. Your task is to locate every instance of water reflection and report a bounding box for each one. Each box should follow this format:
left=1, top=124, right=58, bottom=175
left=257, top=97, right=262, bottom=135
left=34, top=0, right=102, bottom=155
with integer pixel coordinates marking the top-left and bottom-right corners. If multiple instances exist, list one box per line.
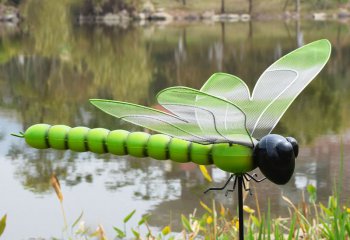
left=0, top=12, right=349, bottom=238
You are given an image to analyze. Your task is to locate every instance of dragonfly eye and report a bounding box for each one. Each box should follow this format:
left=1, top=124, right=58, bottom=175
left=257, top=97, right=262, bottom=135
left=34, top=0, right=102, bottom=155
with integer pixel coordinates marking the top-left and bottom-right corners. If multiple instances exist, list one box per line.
left=254, top=134, right=295, bottom=185
left=286, top=136, right=299, bottom=157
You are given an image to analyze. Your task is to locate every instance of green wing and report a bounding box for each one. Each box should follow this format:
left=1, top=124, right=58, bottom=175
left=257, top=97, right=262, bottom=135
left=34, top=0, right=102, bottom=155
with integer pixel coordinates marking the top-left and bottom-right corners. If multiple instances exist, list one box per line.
left=90, top=99, right=209, bottom=143
left=201, top=39, right=331, bottom=139
left=157, top=87, right=253, bottom=146
left=90, top=87, right=253, bottom=147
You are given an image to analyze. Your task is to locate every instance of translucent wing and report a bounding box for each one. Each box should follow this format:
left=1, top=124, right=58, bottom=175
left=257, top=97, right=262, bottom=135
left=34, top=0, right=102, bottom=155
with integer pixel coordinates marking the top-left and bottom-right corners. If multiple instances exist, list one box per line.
left=90, top=100, right=208, bottom=143
left=250, top=39, right=331, bottom=138
left=201, top=39, right=331, bottom=139
left=200, top=73, right=250, bottom=102
left=90, top=90, right=253, bottom=146
left=157, top=87, right=253, bottom=146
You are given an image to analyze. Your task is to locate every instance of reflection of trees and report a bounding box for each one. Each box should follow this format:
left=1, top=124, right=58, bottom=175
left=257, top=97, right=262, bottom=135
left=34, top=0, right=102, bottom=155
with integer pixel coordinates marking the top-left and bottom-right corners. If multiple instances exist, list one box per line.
left=146, top=22, right=350, bottom=143
left=71, top=26, right=152, bottom=103
left=7, top=143, right=79, bottom=193
left=0, top=32, right=21, bottom=64
left=0, top=3, right=153, bottom=128
left=0, top=56, right=93, bottom=128
left=147, top=22, right=298, bottom=92
left=20, top=0, right=75, bottom=57
left=8, top=140, right=187, bottom=199
left=20, top=0, right=153, bottom=103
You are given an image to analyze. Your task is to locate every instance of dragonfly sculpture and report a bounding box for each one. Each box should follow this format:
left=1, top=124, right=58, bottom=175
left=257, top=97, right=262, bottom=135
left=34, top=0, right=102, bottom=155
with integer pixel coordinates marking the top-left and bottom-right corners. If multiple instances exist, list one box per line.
left=14, top=39, right=331, bottom=239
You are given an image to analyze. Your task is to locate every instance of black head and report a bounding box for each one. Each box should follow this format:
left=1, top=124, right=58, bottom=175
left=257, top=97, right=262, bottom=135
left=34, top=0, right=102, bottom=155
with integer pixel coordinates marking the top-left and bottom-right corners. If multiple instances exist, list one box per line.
left=253, top=134, right=298, bottom=185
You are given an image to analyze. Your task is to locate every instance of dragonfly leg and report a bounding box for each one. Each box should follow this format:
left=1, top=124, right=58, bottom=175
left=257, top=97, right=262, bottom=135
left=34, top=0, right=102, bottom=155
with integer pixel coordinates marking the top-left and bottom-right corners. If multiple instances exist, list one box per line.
left=242, top=176, right=252, bottom=195
left=244, top=172, right=257, bottom=181
left=245, top=172, right=266, bottom=182
left=204, top=174, right=235, bottom=194
left=225, top=176, right=238, bottom=196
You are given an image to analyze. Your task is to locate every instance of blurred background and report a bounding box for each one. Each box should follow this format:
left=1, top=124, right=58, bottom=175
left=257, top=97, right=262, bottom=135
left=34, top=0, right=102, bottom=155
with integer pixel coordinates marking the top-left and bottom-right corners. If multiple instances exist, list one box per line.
left=0, top=0, right=349, bottom=238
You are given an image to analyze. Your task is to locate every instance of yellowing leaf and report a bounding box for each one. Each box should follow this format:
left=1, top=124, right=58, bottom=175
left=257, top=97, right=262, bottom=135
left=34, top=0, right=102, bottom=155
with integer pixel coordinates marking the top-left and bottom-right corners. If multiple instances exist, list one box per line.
left=231, top=219, right=239, bottom=230
left=0, top=214, right=6, bottom=237
left=219, top=203, right=225, bottom=216
left=206, top=216, right=213, bottom=224
left=200, top=201, right=213, bottom=214
left=91, top=225, right=107, bottom=240
left=243, top=205, right=255, bottom=214
left=344, top=206, right=350, bottom=214
left=50, top=173, right=63, bottom=202
left=199, top=165, right=212, bottom=182
left=162, top=225, right=171, bottom=235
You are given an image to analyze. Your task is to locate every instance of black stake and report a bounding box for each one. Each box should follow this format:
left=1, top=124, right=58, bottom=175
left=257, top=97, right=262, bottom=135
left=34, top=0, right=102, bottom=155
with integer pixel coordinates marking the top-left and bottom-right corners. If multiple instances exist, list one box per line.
left=204, top=172, right=266, bottom=240
left=237, top=175, right=244, bottom=240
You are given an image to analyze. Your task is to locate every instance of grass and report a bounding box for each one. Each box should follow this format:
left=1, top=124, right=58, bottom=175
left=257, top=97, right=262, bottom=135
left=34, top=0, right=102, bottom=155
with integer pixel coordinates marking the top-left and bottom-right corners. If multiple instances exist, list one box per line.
left=41, top=187, right=348, bottom=239
left=1, top=184, right=347, bottom=239
left=1, top=162, right=349, bottom=239
left=0, top=181, right=349, bottom=239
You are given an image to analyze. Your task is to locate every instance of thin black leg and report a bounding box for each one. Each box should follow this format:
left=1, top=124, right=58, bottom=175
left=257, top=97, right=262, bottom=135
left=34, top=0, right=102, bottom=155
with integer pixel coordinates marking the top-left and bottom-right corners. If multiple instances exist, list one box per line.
left=225, top=176, right=237, bottom=196
left=204, top=174, right=234, bottom=194
left=243, top=172, right=257, bottom=181
left=242, top=177, right=252, bottom=195
left=237, top=176, right=244, bottom=240
left=245, top=172, right=266, bottom=182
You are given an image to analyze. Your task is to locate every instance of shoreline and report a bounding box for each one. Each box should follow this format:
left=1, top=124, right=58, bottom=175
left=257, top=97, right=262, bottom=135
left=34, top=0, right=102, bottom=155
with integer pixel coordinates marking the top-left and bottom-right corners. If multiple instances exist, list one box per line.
left=2, top=3, right=350, bottom=27
left=76, top=8, right=350, bottom=26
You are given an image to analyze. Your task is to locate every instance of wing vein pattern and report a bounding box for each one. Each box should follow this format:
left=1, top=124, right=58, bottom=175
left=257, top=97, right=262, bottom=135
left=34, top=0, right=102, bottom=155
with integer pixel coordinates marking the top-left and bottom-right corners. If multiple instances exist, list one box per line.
left=90, top=87, right=253, bottom=146
left=201, top=39, right=331, bottom=139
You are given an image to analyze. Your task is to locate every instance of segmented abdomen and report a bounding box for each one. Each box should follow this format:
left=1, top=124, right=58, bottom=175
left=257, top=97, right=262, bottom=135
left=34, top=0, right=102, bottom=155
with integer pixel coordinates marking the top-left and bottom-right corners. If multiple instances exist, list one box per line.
left=22, top=124, right=255, bottom=173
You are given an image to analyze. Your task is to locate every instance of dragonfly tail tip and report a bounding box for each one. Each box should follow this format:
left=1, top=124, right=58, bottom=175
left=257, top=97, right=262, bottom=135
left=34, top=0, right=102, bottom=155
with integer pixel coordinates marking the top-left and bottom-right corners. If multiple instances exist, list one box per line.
left=11, top=132, right=24, bottom=138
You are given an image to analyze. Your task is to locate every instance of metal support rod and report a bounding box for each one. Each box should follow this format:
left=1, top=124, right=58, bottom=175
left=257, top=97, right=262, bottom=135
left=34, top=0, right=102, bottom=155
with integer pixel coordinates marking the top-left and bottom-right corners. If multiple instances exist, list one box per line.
left=237, top=175, right=244, bottom=240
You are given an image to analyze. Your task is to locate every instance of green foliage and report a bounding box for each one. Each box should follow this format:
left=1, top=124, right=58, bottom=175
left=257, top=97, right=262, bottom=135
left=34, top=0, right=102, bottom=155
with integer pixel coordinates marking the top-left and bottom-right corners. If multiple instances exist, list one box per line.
left=181, top=214, right=192, bottom=232
left=71, top=211, right=84, bottom=229
left=307, top=184, right=317, bottom=204
left=3, top=190, right=350, bottom=239
left=113, top=226, right=126, bottom=238
left=138, top=214, right=151, bottom=226
left=123, top=209, right=136, bottom=223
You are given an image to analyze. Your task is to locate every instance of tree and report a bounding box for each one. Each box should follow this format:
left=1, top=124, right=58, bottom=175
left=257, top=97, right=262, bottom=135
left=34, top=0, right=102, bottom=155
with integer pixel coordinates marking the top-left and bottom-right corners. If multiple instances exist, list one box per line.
left=295, top=0, right=300, bottom=15
left=248, top=0, right=252, bottom=14
left=177, top=0, right=186, bottom=6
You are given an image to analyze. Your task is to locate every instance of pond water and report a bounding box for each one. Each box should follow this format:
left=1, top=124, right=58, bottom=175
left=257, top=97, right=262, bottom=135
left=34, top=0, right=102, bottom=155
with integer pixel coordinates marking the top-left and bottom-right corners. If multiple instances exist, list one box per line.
left=0, top=6, right=350, bottom=239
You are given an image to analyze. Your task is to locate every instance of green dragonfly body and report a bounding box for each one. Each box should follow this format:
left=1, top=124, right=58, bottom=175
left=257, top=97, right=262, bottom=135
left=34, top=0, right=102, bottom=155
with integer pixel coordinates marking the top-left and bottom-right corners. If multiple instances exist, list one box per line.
left=23, top=124, right=255, bottom=174
left=15, top=39, right=332, bottom=185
